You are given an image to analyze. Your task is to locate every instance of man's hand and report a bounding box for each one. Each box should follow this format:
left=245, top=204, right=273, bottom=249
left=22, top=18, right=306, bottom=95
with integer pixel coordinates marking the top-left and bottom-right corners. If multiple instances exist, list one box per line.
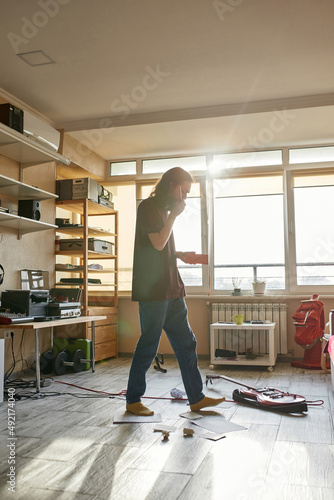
left=149, top=203, right=185, bottom=252
left=170, top=199, right=186, bottom=217
left=175, top=252, right=209, bottom=264
left=149, top=183, right=189, bottom=252
left=175, top=251, right=196, bottom=263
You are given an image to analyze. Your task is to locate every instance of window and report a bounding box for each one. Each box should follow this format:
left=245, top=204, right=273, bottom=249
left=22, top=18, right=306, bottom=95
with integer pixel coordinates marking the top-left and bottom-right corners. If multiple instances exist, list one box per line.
left=293, top=172, right=334, bottom=285
left=289, top=146, right=334, bottom=164
left=142, top=156, right=206, bottom=174
left=110, top=146, right=334, bottom=295
left=110, top=161, right=136, bottom=176
left=213, top=175, right=285, bottom=291
left=173, top=183, right=204, bottom=287
left=211, top=150, right=282, bottom=172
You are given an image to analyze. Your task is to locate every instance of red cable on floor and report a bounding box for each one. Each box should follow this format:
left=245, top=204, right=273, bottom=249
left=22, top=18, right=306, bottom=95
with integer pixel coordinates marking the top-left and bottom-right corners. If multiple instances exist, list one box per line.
left=54, top=381, right=323, bottom=407
left=54, top=380, right=183, bottom=400
left=54, top=380, right=126, bottom=396
left=54, top=380, right=235, bottom=402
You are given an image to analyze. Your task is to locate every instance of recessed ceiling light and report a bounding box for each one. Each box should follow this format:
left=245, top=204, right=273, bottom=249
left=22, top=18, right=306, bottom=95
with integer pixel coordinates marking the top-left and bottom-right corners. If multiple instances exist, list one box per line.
left=17, top=50, right=54, bottom=67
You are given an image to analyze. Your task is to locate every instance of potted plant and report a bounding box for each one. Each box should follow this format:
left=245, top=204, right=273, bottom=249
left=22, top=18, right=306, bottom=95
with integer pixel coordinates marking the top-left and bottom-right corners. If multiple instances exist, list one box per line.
left=232, top=277, right=242, bottom=296
left=252, top=279, right=266, bottom=295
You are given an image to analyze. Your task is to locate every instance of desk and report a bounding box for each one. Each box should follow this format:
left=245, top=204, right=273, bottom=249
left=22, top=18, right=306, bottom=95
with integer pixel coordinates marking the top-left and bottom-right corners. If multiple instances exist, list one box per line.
left=210, top=322, right=277, bottom=371
left=0, top=315, right=106, bottom=394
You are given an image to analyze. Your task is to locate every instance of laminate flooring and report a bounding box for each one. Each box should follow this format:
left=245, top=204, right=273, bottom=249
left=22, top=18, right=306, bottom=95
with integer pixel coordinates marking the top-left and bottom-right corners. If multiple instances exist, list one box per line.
left=1, top=356, right=333, bottom=500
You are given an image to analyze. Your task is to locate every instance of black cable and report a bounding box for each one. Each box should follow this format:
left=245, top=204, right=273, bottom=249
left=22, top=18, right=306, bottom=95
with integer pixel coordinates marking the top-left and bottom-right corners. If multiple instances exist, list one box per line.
left=4, top=377, right=119, bottom=400
left=4, top=333, right=16, bottom=381
left=4, top=378, right=35, bottom=389
left=4, top=329, right=31, bottom=386
left=18, top=330, right=29, bottom=373
left=3, top=390, right=118, bottom=401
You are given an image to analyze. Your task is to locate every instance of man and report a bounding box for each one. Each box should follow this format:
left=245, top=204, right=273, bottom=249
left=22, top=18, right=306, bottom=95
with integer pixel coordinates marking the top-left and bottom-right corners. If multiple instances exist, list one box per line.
left=126, top=167, right=225, bottom=415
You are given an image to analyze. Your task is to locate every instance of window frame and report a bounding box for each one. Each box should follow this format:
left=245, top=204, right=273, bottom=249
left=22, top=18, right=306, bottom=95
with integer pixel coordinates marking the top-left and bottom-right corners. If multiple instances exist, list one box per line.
left=210, top=174, right=286, bottom=293
left=106, top=146, right=334, bottom=296
left=289, top=167, right=334, bottom=292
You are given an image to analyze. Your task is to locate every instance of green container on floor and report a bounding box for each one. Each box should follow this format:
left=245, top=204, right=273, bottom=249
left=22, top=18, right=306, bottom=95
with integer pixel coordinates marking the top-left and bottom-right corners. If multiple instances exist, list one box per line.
left=53, top=338, right=92, bottom=370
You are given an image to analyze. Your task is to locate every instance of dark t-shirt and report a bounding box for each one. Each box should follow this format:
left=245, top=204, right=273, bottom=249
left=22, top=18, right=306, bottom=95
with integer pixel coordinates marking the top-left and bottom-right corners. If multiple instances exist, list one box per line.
left=132, top=196, right=185, bottom=302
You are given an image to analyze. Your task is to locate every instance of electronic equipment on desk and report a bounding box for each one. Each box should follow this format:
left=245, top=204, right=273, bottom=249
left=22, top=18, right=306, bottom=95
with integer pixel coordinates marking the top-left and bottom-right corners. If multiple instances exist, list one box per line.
left=0, top=288, right=81, bottom=321
left=48, top=288, right=81, bottom=319
left=0, top=311, right=34, bottom=324
left=1, top=289, right=49, bottom=318
left=47, top=302, right=81, bottom=319
left=49, top=287, right=82, bottom=302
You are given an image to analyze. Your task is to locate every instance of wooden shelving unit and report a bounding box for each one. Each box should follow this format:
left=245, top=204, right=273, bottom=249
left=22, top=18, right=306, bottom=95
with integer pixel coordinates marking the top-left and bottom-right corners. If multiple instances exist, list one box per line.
left=55, top=198, right=118, bottom=360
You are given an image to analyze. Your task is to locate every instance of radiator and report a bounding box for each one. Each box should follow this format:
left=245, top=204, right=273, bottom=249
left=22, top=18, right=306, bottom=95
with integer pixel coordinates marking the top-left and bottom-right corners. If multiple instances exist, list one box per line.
left=210, top=302, right=288, bottom=355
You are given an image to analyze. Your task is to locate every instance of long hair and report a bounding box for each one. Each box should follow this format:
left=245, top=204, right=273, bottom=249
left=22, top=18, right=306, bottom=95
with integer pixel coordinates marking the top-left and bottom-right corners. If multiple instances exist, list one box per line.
left=150, top=167, right=193, bottom=208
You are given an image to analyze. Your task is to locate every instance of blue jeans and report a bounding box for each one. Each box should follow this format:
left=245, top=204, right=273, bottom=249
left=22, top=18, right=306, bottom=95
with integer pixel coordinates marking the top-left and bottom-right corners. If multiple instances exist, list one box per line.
left=126, top=298, right=205, bottom=405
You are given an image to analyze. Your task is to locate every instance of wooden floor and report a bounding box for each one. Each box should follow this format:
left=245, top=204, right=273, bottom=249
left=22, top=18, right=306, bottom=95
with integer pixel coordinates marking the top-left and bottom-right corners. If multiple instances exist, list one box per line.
left=1, top=356, right=334, bottom=500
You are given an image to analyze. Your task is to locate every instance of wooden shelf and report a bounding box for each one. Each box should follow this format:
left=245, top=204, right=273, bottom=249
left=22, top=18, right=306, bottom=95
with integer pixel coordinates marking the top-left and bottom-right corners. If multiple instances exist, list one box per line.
left=56, top=250, right=117, bottom=259
left=56, top=226, right=116, bottom=238
left=0, top=212, right=56, bottom=235
left=0, top=174, right=58, bottom=200
left=55, top=267, right=116, bottom=273
left=56, top=199, right=116, bottom=216
left=0, top=122, right=70, bottom=167
left=55, top=282, right=117, bottom=287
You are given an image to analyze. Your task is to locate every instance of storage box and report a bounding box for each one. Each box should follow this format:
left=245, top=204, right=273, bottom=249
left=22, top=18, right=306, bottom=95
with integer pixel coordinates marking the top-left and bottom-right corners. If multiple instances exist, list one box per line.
left=72, top=178, right=99, bottom=203
left=59, top=238, right=114, bottom=255
left=56, top=179, right=73, bottom=200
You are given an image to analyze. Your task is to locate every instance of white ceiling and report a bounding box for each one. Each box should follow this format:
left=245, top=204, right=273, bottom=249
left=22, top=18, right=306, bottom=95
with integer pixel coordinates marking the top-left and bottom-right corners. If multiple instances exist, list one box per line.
left=1, top=0, right=334, bottom=160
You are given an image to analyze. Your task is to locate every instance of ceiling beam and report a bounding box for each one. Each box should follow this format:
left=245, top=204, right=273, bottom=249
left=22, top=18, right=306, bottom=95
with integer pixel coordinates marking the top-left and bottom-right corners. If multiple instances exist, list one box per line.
left=60, top=93, right=334, bottom=132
